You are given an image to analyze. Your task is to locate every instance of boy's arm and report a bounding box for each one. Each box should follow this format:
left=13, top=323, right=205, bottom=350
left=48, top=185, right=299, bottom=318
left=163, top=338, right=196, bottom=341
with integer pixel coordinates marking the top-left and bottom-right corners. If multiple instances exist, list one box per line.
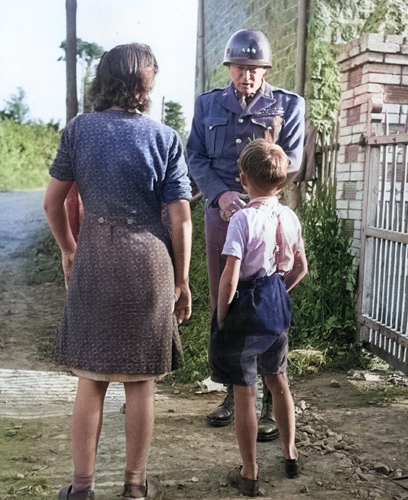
left=217, top=255, right=241, bottom=329
left=283, top=250, right=308, bottom=291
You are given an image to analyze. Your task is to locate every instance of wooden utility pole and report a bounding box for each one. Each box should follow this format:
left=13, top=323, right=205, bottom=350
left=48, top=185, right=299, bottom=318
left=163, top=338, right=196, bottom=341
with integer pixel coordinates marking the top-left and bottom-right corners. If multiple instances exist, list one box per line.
left=65, top=0, right=78, bottom=123
left=65, top=0, right=82, bottom=241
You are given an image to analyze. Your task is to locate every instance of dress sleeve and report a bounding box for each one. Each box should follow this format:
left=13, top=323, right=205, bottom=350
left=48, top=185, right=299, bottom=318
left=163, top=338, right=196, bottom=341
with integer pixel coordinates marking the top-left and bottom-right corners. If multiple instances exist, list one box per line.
left=221, top=211, right=248, bottom=260
left=161, top=130, right=192, bottom=204
left=49, top=119, right=76, bottom=181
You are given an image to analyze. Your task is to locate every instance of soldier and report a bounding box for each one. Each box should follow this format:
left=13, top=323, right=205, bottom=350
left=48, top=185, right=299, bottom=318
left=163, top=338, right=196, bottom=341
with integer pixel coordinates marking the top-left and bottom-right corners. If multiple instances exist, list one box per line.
left=186, top=29, right=305, bottom=441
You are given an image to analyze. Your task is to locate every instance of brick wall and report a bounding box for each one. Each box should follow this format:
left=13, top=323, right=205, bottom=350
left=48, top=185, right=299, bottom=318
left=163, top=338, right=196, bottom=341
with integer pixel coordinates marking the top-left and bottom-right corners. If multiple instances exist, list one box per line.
left=336, top=33, right=408, bottom=263
left=195, top=0, right=299, bottom=95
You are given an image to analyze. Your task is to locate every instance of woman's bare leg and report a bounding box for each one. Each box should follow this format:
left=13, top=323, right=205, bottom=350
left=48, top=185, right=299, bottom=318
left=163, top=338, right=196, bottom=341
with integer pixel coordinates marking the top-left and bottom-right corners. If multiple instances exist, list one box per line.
left=123, top=380, right=155, bottom=491
left=70, top=377, right=109, bottom=491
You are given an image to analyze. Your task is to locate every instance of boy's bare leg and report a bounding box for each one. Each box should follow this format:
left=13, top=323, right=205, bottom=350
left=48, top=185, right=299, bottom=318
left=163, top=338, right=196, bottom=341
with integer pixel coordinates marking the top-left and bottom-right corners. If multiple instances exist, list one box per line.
left=264, top=373, right=298, bottom=460
left=233, top=384, right=259, bottom=480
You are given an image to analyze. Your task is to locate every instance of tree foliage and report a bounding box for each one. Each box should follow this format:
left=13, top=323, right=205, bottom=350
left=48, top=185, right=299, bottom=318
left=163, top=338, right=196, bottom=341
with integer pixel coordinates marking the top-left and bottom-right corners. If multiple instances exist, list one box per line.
left=0, top=120, right=60, bottom=191
left=164, top=101, right=187, bottom=143
left=1, top=87, right=30, bottom=123
left=59, top=38, right=104, bottom=67
left=59, top=37, right=105, bottom=114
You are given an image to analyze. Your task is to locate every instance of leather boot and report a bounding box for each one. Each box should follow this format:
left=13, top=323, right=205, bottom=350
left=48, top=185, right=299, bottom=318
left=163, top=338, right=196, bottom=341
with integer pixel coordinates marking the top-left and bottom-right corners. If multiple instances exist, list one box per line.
left=206, top=384, right=234, bottom=426
left=257, top=378, right=279, bottom=441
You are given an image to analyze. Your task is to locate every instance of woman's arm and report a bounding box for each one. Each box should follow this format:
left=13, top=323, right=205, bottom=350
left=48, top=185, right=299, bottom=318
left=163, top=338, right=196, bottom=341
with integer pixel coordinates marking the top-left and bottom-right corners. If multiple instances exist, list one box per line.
left=43, top=177, right=76, bottom=288
left=217, top=255, right=241, bottom=329
left=284, top=250, right=308, bottom=292
left=167, top=199, right=193, bottom=325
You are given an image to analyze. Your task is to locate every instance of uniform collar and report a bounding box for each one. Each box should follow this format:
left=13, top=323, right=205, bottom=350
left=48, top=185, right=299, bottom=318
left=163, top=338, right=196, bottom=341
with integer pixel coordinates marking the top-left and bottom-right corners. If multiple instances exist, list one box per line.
left=233, top=84, right=258, bottom=105
left=217, top=81, right=277, bottom=115
left=244, top=81, right=277, bottom=115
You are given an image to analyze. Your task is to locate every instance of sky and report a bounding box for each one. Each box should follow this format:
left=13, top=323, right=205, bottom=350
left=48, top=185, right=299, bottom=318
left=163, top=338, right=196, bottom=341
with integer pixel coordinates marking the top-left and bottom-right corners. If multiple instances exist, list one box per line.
left=0, top=0, right=198, bottom=129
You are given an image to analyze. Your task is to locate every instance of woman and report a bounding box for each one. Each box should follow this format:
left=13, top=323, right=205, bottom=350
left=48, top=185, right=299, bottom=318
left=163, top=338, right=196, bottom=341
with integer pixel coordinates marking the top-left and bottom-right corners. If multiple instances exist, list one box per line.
left=44, top=43, right=192, bottom=500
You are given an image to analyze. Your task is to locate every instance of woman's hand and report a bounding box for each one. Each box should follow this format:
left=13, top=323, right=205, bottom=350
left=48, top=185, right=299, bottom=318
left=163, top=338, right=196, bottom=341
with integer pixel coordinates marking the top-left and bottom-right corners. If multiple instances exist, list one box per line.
left=174, top=283, right=192, bottom=325
left=62, top=251, right=76, bottom=290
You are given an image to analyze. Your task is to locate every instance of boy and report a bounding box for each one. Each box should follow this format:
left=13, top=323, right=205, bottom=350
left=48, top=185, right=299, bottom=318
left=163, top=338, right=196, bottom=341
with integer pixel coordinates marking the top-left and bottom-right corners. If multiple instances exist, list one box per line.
left=209, top=139, right=308, bottom=497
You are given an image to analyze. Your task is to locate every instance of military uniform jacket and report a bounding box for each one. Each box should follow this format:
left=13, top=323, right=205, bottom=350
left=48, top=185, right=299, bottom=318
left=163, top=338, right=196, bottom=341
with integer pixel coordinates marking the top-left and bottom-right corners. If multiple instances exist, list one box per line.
left=186, top=81, right=305, bottom=206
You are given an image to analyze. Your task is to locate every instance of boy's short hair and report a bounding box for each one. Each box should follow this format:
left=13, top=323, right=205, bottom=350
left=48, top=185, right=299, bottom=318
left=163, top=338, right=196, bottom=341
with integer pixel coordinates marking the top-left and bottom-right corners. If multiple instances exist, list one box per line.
left=238, top=139, right=288, bottom=188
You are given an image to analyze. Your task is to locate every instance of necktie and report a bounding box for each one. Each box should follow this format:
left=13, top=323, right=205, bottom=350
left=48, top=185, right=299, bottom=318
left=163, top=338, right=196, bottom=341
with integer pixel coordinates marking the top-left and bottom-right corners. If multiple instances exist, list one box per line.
left=240, top=95, right=247, bottom=110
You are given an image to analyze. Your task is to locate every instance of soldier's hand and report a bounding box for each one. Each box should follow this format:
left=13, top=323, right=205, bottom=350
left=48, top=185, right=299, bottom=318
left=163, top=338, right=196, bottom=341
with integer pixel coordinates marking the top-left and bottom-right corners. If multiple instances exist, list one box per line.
left=218, top=191, right=246, bottom=222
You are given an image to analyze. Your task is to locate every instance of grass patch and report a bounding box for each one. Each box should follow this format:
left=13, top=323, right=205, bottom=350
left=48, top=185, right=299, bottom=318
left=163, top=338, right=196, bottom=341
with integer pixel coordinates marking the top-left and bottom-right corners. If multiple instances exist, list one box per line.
left=288, top=349, right=327, bottom=377
left=173, top=198, right=212, bottom=382
left=0, top=419, right=52, bottom=499
left=24, top=233, right=63, bottom=287
left=35, top=324, right=58, bottom=363
left=358, top=386, right=408, bottom=406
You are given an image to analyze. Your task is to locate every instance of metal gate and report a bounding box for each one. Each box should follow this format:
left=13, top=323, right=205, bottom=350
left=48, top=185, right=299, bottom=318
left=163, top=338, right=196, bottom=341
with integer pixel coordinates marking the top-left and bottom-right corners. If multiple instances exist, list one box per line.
left=358, top=132, right=408, bottom=374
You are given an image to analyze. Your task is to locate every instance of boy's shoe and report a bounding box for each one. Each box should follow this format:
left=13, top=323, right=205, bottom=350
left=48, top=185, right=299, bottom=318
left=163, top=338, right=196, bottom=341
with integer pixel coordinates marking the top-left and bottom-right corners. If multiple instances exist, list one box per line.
left=284, top=458, right=299, bottom=478
left=57, top=485, right=94, bottom=500
left=227, top=466, right=259, bottom=497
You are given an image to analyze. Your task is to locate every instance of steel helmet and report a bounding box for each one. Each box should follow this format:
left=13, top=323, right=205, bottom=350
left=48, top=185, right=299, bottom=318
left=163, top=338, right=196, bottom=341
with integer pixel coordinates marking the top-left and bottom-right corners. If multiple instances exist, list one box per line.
left=223, top=29, right=272, bottom=68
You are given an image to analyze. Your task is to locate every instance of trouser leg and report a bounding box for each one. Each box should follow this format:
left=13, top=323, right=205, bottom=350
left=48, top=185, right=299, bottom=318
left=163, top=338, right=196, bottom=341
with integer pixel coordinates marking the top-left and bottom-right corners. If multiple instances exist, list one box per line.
left=204, top=206, right=228, bottom=313
left=205, top=206, right=236, bottom=426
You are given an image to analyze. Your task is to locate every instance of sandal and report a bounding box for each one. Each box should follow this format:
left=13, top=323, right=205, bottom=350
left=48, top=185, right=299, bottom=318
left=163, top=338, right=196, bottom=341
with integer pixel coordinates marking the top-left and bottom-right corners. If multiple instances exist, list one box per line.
left=57, top=484, right=95, bottom=500
left=121, top=476, right=163, bottom=500
left=227, top=466, right=259, bottom=497
left=284, top=458, right=299, bottom=478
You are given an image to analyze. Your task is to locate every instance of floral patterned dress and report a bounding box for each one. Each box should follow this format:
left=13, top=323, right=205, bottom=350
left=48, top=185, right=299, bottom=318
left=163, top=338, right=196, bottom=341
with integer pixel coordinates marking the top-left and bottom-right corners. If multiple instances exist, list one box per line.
left=50, top=109, right=191, bottom=379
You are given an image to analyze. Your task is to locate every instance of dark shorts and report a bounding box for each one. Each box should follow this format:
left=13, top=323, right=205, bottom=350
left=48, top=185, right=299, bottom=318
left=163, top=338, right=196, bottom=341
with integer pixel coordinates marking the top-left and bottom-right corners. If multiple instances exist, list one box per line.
left=209, top=272, right=291, bottom=386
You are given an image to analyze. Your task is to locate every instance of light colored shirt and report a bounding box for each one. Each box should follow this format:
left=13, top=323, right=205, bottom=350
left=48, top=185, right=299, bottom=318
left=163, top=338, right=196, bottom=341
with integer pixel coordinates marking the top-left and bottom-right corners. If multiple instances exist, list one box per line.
left=222, top=196, right=305, bottom=280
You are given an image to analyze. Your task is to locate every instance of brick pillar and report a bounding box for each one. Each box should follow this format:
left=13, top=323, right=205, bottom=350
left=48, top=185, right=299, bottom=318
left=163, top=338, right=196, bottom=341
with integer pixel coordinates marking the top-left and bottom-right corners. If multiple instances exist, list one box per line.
left=336, top=33, right=408, bottom=265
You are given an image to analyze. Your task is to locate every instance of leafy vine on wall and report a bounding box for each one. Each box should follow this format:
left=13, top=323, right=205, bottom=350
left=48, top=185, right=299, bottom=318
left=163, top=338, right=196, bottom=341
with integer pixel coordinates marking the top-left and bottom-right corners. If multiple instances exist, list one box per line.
left=306, top=0, right=408, bottom=133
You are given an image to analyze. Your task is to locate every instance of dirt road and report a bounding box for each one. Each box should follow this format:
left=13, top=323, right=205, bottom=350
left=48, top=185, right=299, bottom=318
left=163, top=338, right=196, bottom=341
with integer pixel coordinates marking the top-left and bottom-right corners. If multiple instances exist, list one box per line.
left=1, top=191, right=408, bottom=500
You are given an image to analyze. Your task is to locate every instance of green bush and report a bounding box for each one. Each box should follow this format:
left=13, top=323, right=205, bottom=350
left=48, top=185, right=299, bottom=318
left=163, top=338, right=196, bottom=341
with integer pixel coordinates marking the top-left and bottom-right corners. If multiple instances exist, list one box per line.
left=174, top=198, right=212, bottom=382
left=0, top=120, right=60, bottom=191
left=290, top=182, right=357, bottom=352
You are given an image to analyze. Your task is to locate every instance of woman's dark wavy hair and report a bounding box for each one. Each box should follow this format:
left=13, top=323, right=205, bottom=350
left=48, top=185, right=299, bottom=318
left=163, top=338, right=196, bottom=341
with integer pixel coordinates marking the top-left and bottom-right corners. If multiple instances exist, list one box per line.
left=89, top=43, right=158, bottom=113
